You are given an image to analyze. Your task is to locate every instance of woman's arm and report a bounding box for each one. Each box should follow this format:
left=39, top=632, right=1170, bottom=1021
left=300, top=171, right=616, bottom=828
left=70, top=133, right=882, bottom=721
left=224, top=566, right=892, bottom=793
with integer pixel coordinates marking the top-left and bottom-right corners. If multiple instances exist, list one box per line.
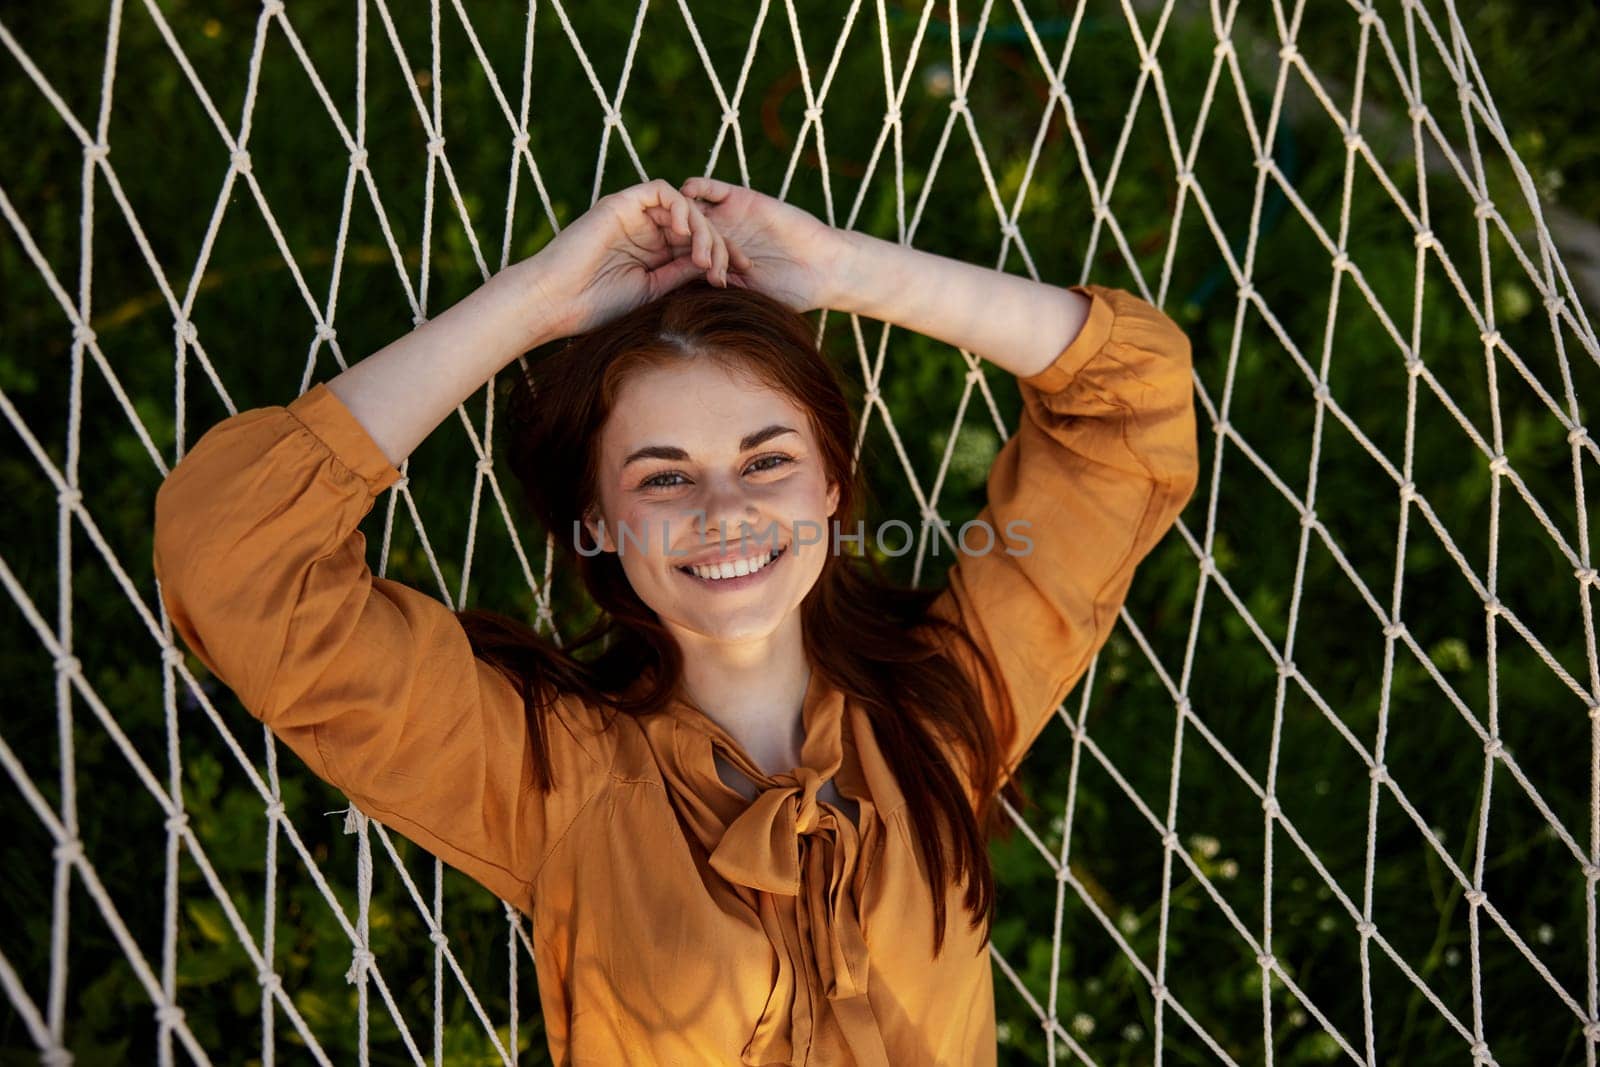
left=673, top=176, right=1091, bottom=374
left=918, top=285, right=1200, bottom=800
left=824, top=230, right=1094, bottom=380
left=323, top=260, right=559, bottom=469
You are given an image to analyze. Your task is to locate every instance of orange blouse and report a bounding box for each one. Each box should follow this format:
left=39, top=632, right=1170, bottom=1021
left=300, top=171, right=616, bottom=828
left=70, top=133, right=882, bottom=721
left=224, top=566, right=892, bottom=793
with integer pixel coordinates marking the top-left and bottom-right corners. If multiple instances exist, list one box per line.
left=152, top=283, right=1199, bottom=1065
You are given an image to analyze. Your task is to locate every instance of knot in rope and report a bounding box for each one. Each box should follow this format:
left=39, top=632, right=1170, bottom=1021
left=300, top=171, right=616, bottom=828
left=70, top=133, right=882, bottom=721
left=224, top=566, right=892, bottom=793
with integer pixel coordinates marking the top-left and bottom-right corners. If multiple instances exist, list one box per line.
left=345, top=946, right=376, bottom=984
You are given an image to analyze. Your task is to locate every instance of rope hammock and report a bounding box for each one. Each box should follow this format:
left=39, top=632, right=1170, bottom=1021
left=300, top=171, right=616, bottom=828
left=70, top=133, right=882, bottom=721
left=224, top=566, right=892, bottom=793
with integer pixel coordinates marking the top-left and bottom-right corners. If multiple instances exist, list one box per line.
left=1, top=0, right=1595, bottom=1062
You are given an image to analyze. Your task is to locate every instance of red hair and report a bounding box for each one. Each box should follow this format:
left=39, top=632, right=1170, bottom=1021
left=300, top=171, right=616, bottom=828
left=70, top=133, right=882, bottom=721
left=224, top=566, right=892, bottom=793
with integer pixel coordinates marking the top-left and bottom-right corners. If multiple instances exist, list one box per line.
left=456, top=278, right=1029, bottom=955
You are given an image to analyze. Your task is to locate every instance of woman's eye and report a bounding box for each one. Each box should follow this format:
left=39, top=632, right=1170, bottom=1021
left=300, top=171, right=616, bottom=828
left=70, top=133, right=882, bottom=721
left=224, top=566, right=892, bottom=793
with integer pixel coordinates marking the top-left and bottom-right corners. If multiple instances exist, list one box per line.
left=637, top=455, right=792, bottom=492
left=639, top=471, right=687, bottom=490
left=746, top=454, right=793, bottom=474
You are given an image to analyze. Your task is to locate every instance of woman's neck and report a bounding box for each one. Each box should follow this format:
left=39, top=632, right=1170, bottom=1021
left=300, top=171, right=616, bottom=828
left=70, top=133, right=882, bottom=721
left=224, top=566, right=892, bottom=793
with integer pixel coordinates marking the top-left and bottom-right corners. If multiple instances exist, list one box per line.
left=672, top=612, right=811, bottom=776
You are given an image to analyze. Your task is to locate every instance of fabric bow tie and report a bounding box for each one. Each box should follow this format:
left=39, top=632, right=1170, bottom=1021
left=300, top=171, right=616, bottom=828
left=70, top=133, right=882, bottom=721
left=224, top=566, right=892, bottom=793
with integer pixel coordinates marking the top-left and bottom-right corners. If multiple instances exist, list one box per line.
left=708, top=764, right=891, bottom=1067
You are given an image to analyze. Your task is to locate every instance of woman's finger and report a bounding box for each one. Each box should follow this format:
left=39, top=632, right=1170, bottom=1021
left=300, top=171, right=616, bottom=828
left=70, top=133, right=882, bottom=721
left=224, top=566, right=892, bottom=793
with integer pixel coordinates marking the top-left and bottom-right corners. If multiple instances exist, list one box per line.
left=643, top=204, right=674, bottom=231
left=690, top=204, right=711, bottom=269
left=701, top=204, right=730, bottom=286
left=681, top=175, right=733, bottom=205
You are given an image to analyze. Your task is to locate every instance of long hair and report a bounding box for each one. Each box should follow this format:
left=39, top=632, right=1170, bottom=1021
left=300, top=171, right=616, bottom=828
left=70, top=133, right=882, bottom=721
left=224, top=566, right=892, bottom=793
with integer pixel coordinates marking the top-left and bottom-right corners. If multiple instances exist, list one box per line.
left=455, top=277, right=1030, bottom=955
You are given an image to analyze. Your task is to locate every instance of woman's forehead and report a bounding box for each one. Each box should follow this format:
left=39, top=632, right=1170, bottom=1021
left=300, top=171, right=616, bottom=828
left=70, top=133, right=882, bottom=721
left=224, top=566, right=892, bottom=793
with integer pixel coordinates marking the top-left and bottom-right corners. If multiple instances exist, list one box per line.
left=605, top=360, right=809, bottom=456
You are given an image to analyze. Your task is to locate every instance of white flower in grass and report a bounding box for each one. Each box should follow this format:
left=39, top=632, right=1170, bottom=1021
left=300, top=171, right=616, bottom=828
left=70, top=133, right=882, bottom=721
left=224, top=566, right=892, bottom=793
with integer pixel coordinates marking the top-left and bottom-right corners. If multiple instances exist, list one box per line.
left=1122, top=1023, right=1145, bottom=1043
left=1444, top=947, right=1462, bottom=966
left=1289, top=1009, right=1307, bottom=1027
left=1070, top=1012, right=1096, bottom=1038
left=1537, top=923, right=1554, bottom=945
left=922, top=62, right=954, bottom=98
left=1117, top=910, right=1140, bottom=935
left=1188, top=833, right=1220, bottom=859
left=996, top=1021, right=1013, bottom=1044
left=1219, top=859, right=1239, bottom=880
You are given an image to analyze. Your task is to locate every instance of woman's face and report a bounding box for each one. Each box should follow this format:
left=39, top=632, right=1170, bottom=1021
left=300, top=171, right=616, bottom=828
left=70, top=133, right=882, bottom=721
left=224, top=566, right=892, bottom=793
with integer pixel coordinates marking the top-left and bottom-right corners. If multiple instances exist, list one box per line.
left=583, top=357, right=839, bottom=646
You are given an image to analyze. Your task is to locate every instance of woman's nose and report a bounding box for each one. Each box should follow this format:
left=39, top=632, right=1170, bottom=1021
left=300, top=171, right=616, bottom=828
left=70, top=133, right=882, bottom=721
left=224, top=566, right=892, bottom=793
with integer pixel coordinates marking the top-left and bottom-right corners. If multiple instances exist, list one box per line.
left=695, top=484, right=762, bottom=545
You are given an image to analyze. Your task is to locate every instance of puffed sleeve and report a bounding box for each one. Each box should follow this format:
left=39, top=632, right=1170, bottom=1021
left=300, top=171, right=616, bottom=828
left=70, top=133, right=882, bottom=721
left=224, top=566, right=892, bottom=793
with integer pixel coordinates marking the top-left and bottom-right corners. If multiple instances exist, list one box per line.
left=152, top=381, right=614, bottom=914
left=922, top=284, right=1200, bottom=802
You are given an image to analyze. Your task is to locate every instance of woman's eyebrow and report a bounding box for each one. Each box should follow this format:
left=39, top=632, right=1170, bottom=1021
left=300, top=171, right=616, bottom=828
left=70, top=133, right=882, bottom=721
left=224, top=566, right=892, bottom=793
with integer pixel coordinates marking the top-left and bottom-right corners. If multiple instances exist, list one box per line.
left=620, top=425, right=799, bottom=469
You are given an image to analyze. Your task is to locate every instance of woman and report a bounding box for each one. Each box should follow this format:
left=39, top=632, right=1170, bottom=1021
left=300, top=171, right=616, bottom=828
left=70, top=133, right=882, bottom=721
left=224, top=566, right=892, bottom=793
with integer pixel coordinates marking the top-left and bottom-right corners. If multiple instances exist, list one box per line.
left=153, top=177, right=1199, bottom=1065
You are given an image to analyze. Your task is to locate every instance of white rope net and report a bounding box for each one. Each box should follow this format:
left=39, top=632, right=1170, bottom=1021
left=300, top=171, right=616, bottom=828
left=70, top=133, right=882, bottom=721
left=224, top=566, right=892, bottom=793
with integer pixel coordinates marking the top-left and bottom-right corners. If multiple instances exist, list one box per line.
left=1, top=0, right=1595, bottom=1062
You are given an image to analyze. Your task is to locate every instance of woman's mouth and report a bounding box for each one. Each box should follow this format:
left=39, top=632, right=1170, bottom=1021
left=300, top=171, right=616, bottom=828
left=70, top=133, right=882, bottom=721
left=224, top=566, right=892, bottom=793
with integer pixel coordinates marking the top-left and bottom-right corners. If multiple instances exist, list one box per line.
left=675, top=543, right=788, bottom=589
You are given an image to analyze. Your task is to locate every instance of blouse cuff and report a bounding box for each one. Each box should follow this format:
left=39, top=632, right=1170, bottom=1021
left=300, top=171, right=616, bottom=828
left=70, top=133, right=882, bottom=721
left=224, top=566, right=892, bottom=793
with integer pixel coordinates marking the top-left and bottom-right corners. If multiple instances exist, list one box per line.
left=1016, top=284, right=1117, bottom=395
left=285, top=381, right=404, bottom=496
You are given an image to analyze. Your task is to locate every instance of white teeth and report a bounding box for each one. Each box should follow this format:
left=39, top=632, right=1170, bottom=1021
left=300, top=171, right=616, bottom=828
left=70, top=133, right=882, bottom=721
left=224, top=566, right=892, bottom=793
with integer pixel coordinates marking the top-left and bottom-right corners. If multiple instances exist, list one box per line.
left=686, top=546, right=784, bottom=581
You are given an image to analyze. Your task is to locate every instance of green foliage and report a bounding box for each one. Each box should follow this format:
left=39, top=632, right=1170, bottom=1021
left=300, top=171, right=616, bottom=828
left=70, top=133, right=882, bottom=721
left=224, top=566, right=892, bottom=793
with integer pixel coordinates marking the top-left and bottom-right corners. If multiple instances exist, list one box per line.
left=2, top=0, right=1595, bottom=1062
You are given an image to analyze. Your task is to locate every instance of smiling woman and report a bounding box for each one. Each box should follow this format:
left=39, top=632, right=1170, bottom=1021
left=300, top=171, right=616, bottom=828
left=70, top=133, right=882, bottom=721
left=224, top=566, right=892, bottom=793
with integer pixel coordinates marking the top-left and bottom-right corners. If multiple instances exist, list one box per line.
left=153, top=177, right=1197, bottom=1065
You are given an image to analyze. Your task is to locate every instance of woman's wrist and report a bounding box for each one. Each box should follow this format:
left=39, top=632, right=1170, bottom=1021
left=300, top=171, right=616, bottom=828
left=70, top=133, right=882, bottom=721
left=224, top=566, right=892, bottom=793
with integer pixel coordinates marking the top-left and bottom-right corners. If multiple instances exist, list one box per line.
left=497, top=257, right=573, bottom=349
left=822, top=228, right=875, bottom=316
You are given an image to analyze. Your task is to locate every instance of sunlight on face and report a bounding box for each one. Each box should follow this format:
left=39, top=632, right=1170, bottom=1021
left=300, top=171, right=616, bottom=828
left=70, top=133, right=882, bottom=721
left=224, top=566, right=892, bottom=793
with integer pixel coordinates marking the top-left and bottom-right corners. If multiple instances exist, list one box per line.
left=584, top=357, right=840, bottom=647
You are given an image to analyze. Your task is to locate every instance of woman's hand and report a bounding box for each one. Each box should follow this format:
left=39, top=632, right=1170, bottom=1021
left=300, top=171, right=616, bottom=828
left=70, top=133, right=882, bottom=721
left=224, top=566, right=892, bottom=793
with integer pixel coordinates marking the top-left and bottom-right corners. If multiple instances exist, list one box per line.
left=661, top=177, right=851, bottom=313
left=527, top=178, right=753, bottom=338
